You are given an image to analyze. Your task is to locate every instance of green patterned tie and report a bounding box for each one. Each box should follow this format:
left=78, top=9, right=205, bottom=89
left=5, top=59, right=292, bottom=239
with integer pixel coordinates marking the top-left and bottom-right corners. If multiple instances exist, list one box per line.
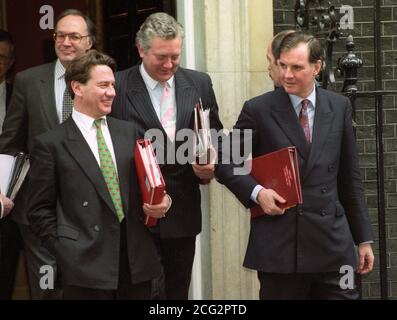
left=94, top=119, right=125, bottom=222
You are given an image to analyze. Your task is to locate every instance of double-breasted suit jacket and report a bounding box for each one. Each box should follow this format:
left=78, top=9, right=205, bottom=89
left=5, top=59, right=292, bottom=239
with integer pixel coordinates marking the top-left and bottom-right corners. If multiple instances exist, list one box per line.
left=27, top=117, right=161, bottom=289
left=216, top=86, right=373, bottom=273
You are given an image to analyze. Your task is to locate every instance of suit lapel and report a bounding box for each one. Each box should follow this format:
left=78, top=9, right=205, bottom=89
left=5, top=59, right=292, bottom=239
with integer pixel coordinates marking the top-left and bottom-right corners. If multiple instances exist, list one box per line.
left=39, top=62, right=59, bottom=127
left=63, top=118, right=117, bottom=215
left=271, top=89, right=310, bottom=160
left=174, top=69, right=199, bottom=134
left=125, top=66, right=165, bottom=133
left=302, top=88, right=334, bottom=182
left=107, top=118, right=131, bottom=215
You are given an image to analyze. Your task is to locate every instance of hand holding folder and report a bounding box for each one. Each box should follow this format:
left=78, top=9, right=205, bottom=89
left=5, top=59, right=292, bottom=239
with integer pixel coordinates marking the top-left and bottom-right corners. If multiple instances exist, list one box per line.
left=249, top=147, right=303, bottom=218
left=134, top=139, right=166, bottom=227
left=0, top=152, right=30, bottom=201
left=193, top=99, right=214, bottom=165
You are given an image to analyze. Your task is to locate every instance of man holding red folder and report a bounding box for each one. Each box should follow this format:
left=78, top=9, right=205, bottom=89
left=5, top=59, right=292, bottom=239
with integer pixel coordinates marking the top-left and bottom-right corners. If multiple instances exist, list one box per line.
left=111, top=12, right=223, bottom=299
left=216, top=32, right=374, bottom=300
left=26, top=50, right=169, bottom=299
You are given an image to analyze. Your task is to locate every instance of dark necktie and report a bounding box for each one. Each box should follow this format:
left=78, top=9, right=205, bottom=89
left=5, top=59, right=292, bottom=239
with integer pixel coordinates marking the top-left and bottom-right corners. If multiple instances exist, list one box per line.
left=299, top=99, right=311, bottom=143
left=62, top=87, right=73, bottom=122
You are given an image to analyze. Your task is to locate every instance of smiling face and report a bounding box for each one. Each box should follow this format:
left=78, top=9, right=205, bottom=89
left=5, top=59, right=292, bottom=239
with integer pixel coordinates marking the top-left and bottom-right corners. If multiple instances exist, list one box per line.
left=72, top=65, right=115, bottom=118
left=138, top=36, right=182, bottom=83
left=54, top=15, right=93, bottom=67
left=279, top=42, right=322, bottom=98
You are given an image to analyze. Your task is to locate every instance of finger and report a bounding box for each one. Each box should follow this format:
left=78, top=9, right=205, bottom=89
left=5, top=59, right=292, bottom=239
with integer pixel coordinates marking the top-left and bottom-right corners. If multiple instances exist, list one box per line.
left=358, top=253, right=365, bottom=273
left=273, top=193, right=286, bottom=204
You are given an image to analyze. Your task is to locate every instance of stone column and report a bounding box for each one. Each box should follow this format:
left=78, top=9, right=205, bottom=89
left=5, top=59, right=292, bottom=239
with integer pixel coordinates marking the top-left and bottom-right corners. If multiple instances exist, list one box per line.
left=202, top=0, right=274, bottom=299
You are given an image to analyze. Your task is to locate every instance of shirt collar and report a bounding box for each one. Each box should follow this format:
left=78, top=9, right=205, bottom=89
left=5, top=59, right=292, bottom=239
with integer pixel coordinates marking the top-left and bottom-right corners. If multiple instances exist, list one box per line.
left=288, top=84, right=317, bottom=110
left=72, top=109, right=108, bottom=134
left=55, top=59, right=66, bottom=80
left=139, top=63, right=174, bottom=90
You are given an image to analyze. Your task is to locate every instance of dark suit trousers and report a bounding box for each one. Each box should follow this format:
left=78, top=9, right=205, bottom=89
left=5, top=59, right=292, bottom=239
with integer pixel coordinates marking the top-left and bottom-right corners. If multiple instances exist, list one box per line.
left=152, top=234, right=196, bottom=300
left=257, top=271, right=359, bottom=300
left=63, top=220, right=151, bottom=300
left=19, top=224, right=63, bottom=300
left=0, top=217, right=21, bottom=299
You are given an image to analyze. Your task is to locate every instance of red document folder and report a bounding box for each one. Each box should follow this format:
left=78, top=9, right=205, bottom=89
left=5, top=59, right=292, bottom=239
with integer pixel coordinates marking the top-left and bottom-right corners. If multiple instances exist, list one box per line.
left=134, top=139, right=166, bottom=227
left=249, top=147, right=303, bottom=218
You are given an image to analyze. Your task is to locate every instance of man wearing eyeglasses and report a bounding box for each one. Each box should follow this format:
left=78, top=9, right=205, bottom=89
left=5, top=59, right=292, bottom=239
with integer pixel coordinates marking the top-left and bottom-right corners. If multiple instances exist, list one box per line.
left=0, top=9, right=94, bottom=299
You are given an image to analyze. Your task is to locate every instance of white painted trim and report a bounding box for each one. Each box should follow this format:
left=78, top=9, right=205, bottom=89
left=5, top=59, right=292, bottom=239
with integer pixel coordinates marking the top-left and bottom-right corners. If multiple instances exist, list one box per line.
left=183, top=0, right=196, bottom=69
left=180, top=0, right=203, bottom=300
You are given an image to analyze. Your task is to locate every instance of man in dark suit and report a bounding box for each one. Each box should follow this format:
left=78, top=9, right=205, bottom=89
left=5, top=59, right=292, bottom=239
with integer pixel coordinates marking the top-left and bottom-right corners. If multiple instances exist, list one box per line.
left=215, top=32, right=374, bottom=299
left=27, top=50, right=166, bottom=299
left=111, top=12, right=223, bottom=299
left=0, top=9, right=95, bottom=299
left=0, top=29, right=20, bottom=300
left=0, top=29, right=14, bottom=133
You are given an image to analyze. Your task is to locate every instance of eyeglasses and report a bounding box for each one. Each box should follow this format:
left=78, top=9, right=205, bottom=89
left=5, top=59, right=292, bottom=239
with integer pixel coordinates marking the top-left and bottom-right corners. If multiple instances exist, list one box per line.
left=53, top=32, right=90, bottom=44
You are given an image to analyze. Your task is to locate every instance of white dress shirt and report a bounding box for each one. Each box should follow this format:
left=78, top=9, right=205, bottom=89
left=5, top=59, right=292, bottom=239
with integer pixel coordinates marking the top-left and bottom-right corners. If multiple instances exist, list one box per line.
left=71, top=109, right=118, bottom=175
left=54, top=59, right=67, bottom=123
left=139, top=63, right=176, bottom=120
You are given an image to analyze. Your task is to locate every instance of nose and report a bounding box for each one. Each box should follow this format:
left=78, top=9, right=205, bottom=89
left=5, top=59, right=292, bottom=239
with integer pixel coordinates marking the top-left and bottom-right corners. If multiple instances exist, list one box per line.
left=61, top=35, right=72, bottom=45
left=284, top=67, right=293, bottom=79
left=163, top=58, right=173, bottom=69
left=106, top=86, right=116, bottom=97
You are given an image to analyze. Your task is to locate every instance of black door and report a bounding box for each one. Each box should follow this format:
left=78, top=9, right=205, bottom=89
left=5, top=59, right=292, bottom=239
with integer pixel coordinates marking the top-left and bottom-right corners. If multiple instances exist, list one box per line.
left=102, top=0, right=176, bottom=71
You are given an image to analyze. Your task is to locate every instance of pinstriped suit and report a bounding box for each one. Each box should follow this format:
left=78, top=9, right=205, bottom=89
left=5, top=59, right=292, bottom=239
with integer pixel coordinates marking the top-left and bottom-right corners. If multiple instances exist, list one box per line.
left=111, top=64, right=223, bottom=298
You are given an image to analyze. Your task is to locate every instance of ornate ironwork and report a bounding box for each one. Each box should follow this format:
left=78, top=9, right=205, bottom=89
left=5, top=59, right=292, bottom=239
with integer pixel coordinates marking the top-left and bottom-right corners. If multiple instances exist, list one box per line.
left=337, top=35, right=362, bottom=93
left=294, top=0, right=344, bottom=89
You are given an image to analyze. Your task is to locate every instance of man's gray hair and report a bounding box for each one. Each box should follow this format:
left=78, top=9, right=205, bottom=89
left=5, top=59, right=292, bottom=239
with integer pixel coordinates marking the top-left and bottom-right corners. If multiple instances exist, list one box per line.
left=136, top=12, right=184, bottom=52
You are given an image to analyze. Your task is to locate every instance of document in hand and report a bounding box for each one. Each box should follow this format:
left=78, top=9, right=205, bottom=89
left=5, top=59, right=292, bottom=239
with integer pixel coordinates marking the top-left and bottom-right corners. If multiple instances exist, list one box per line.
left=193, top=99, right=213, bottom=165
left=249, top=147, right=302, bottom=218
left=134, top=139, right=166, bottom=227
left=0, top=152, right=30, bottom=201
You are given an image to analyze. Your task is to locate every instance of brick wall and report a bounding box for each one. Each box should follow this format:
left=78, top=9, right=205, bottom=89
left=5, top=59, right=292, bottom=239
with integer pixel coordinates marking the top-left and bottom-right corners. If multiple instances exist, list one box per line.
left=273, top=0, right=397, bottom=299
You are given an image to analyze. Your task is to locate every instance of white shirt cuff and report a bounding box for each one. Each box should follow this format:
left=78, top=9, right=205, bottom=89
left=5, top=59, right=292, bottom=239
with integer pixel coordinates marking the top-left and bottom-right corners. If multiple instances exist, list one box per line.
left=250, top=185, right=264, bottom=204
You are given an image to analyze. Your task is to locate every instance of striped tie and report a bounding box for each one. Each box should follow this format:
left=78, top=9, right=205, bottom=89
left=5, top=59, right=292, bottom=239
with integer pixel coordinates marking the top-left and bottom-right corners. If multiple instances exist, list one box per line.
left=94, top=119, right=125, bottom=222
left=299, top=99, right=311, bottom=143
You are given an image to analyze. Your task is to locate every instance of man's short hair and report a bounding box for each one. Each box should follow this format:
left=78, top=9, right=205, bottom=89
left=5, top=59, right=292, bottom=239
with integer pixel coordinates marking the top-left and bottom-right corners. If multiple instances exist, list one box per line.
left=65, top=50, right=116, bottom=98
left=55, top=9, right=96, bottom=47
left=0, top=29, right=15, bottom=58
left=136, top=12, right=184, bottom=52
left=271, top=30, right=295, bottom=58
left=275, top=31, right=324, bottom=65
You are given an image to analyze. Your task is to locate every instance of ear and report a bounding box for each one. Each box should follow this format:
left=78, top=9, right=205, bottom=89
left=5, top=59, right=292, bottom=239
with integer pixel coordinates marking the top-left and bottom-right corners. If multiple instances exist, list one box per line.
left=86, top=37, right=93, bottom=50
left=137, top=43, right=145, bottom=59
left=71, top=80, right=83, bottom=98
left=313, top=60, right=322, bottom=76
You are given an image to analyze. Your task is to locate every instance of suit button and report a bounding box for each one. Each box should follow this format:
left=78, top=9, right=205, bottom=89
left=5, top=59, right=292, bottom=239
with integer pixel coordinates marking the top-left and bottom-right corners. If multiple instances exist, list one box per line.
left=298, top=209, right=304, bottom=216
left=321, top=210, right=327, bottom=216
left=328, top=165, right=335, bottom=172
left=321, top=187, right=327, bottom=194
left=82, top=201, right=89, bottom=207
left=93, top=225, right=100, bottom=232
